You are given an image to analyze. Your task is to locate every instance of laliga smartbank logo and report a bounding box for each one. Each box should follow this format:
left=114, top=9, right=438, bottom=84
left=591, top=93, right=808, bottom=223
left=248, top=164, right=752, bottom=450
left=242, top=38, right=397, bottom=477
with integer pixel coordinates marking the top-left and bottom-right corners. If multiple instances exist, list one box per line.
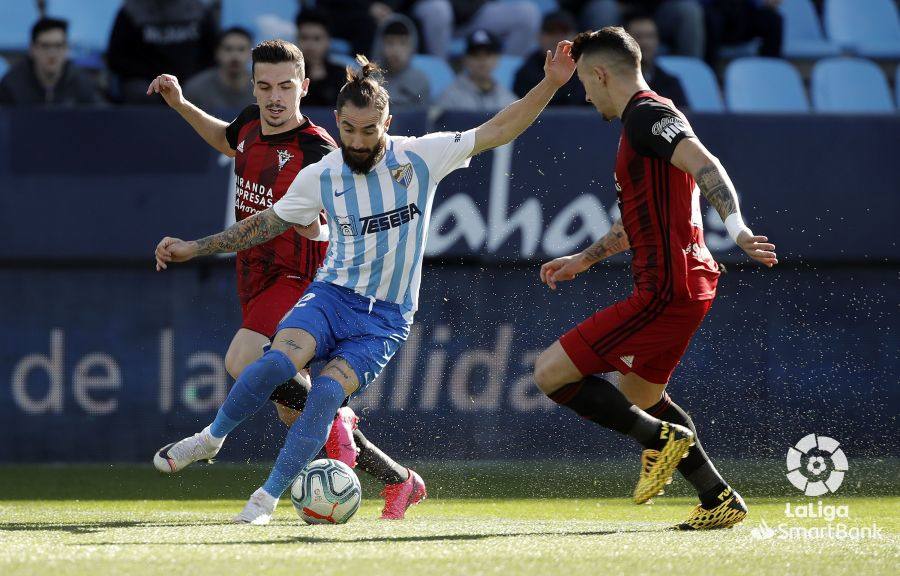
left=785, top=433, right=847, bottom=496
left=749, top=434, right=882, bottom=541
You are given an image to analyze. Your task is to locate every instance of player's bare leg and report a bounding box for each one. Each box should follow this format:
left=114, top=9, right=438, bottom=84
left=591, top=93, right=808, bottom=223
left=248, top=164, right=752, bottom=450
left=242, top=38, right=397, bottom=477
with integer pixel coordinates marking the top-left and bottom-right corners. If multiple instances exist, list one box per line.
left=619, top=372, right=747, bottom=529
left=534, top=341, right=694, bottom=504
left=224, top=328, right=270, bottom=380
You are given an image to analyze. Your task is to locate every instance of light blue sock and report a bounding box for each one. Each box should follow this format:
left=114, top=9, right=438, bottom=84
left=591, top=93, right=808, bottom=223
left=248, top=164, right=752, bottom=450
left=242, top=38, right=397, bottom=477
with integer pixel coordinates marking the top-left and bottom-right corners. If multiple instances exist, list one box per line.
left=262, top=376, right=346, bottom=497
left=209, top=349, right=297, bottom=439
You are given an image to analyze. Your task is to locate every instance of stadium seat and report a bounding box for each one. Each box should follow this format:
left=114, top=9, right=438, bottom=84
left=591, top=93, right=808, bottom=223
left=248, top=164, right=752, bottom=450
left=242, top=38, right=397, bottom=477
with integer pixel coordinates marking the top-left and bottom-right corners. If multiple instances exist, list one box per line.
left=0, top=55, right=8, bottom=79
left=824, top=0, right=900, bottom=58
left=330, top=38, right=352, bottom=55
left=499, top=0, right=559, bottom=14
left=0, top=1, right=40, bottom=51
left=493, top=55, right=523, bottom=91
left=222, top=0, right=297, bottom=42
left=46, top=0, right=121, bottom=53
left=811, top=58, right=894, bottom=114
left=725, top=57, right=809, bottom=113
left=411, top=54, right=455, bottom=101
left=779, top=0, right=841, bottom=58
left=329, top=53, right=359, bottom=70
left=656, top=56, right=725, bottom=112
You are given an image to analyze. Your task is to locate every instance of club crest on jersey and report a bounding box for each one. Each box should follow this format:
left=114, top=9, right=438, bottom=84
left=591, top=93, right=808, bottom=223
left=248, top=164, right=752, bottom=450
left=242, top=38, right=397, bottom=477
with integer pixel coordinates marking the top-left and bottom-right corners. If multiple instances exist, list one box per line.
left=336, top=215, right=359, bottom=237
left=276, top=149, right=294, bottom=171
left=391, top=163, right=414, bottom=188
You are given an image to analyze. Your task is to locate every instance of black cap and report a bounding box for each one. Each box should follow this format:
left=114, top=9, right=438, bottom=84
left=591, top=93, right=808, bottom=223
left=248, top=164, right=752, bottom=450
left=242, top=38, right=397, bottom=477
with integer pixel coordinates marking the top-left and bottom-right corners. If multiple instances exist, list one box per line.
left=466, top=29, right=501, bottom=55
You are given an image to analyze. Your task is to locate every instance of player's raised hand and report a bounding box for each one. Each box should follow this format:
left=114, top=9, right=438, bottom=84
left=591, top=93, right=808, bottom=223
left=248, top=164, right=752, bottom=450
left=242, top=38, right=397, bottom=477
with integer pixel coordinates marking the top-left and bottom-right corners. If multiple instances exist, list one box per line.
left=737, top=232, right=778, bottom=267
left=146, top=74, right=185, bottom=109
left=540, top=253, right=592, bottom=290
left=544, top=40, right=576, bottom=88
left=155, top=237, right=198, bottom=271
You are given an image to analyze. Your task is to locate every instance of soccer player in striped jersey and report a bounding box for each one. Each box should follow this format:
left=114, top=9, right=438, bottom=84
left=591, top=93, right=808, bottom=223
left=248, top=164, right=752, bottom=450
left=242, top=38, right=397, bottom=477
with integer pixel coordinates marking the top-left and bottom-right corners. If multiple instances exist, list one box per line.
left=153, top=43, right=580, bottom=524
left=147, top=40, right=424, bottom=519
left=535, top=28, right=777, bottom=530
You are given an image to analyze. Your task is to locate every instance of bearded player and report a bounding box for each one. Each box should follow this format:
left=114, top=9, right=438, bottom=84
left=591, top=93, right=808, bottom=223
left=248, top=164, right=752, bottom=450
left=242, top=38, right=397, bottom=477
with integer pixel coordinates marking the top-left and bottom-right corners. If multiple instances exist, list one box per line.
left=146, top=40, right=424, bottom=519
left=535, top=28, right=777, bottom=530
left=152, top=43, right=581, bottom=524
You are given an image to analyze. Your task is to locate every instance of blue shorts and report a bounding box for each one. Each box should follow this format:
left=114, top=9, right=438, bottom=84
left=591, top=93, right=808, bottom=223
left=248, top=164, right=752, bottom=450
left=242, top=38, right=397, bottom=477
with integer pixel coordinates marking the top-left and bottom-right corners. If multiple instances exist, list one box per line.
left=277, top=281, right=410, bottom=395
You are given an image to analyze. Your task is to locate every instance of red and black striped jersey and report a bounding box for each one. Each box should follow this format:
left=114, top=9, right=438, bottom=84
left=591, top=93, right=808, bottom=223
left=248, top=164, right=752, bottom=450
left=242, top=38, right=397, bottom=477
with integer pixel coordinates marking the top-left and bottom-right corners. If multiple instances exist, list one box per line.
left=224, top=105, right=335, bottom=301
left=615, top=91, right=720, bottom=301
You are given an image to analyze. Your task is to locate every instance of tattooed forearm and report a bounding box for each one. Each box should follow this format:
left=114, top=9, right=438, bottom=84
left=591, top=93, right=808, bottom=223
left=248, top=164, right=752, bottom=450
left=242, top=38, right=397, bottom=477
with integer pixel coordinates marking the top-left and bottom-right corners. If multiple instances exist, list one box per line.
left=695, top=163, right=738, bottom=222
left=582, top=219, right=630, bottom=263
left=194, top=208, right=291, bottom=256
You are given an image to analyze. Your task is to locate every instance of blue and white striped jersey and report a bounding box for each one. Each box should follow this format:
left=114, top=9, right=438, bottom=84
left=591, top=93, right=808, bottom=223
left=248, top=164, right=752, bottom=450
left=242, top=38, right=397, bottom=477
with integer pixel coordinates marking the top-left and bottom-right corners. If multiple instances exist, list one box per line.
left=273, top=129, right=477, bottom=320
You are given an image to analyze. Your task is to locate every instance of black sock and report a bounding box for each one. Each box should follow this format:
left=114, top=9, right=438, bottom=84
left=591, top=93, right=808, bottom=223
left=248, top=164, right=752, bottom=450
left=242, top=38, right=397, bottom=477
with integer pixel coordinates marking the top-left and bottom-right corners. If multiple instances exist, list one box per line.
left=548, top=376, right=664, bottom=449
left=268, top=375, right=310, bottom=411
left=647, top=392, right=729, bottom=508
left=354, top=429, right=409, bottom=486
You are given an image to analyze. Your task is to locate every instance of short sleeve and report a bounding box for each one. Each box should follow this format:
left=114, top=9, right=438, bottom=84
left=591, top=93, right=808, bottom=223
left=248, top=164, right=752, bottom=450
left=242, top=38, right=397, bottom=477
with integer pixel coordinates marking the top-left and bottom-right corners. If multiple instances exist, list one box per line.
left=225, top=105, right=259, bottom=150
left=273, top=165, right=325, bottom=225
left=625, top=101, right=695, bottom=161
left=404, top=129, right=477, bottom=182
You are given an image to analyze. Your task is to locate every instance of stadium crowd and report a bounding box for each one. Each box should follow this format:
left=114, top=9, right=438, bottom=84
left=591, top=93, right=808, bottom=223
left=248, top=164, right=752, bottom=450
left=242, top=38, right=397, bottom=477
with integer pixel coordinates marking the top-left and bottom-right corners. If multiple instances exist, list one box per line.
left=0, top=0, right=896, bottom=112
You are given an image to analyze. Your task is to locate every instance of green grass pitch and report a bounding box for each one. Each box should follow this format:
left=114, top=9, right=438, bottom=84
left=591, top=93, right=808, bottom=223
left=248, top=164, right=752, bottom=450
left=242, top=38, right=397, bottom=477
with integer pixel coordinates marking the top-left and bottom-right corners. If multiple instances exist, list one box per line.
left=1, top=462, right=897, bottom=576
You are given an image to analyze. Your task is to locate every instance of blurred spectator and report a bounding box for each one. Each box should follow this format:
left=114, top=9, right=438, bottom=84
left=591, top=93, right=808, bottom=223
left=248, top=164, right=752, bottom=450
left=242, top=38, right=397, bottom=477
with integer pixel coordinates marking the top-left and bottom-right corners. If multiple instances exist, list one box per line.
left=295, top=10, right=347, bottom=107
left=513, top=11, right=587, bottom=106
left=182, top=27, right=254, bottom=111
left=372, top=16, right=431, bottom=109
left=624, top=13, right=687, bottom=108
left=704, top=0, right=783, bottom=65
left=107, top=0, right=217, bottom=104
left=561, top=0, right=705, bottom=58
left=0, top=18, right=102, bottom=106
left=412, top=1, right=541, bottom=57
left=436, top=30, right=516, bottom=111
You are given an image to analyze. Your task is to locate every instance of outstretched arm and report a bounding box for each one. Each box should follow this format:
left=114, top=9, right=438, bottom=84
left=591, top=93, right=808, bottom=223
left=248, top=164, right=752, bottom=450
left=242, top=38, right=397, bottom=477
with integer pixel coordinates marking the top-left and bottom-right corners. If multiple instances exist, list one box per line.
left=147, top=74, right=234, bottom=157
left=470, top=41, right=575, bottom=156
left=155, top=208, right=292, bottom=270
left=539, top=219, right=629, bottom=290
left=671, top=138, right=778, bottom=267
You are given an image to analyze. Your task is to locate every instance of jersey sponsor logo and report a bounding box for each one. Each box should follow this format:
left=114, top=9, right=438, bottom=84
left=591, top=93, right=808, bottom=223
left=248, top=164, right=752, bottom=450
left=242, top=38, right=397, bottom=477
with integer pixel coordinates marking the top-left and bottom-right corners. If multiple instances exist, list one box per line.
left=276, top=149, right=294, bottom=171
left=358, top=203, right=422, bottom=235
left=336, top=215, right=359, bottom=237
left=651, top=116, right=687, bottom=143
left=391, top=163, right=414, bottom=188
left=237, top=140, right=245, bottom=153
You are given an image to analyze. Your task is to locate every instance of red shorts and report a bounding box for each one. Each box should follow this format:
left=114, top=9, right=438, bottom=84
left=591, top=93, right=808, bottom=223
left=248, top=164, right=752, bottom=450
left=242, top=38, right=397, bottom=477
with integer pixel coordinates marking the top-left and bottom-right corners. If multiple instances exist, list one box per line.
left=559, top=291, right=712, bottom=384
left=240, top=278, right=310, bottom=337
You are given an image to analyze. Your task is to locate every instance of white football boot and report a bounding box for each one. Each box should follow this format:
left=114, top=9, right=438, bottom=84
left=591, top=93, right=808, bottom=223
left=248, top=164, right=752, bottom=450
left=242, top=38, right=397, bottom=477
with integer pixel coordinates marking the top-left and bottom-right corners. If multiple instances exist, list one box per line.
left=153, top=426, right=222, bottom=473
left=233, top=487, right=279, bottom=525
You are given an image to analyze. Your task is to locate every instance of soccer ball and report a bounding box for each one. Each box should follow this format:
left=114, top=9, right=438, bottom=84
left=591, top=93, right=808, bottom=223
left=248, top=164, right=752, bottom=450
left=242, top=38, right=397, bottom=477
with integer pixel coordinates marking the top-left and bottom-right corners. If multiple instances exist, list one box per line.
left=290, top=458, right=362, bottom=524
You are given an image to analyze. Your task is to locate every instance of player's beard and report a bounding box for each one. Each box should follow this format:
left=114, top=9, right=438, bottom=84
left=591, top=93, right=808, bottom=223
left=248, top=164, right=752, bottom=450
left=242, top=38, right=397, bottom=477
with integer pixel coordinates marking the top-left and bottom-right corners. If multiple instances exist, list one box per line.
left=341, top=137, right=386, bottom=174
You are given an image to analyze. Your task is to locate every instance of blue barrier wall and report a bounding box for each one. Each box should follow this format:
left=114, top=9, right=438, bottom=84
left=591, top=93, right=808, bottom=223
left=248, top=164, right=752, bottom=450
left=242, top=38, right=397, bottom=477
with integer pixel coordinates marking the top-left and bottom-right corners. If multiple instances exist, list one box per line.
left=1, top=108, right=897, bottom=462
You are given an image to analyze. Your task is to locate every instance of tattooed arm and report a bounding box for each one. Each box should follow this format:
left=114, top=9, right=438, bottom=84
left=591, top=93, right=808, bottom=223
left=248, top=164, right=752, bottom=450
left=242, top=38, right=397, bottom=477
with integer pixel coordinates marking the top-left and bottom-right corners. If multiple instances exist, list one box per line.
left=154, top=208, right=292, bottom=271
left=583, top=219, right=630, bottom=264
left=539, top=219, right=629, bottom=290
left=670, top=137, right=778, bottom=267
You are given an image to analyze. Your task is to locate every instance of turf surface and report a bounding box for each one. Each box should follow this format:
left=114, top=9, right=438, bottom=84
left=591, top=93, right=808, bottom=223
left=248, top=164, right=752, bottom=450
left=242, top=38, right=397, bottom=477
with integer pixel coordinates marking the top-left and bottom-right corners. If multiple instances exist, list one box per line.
left=2, top=464, right=897, bottom=576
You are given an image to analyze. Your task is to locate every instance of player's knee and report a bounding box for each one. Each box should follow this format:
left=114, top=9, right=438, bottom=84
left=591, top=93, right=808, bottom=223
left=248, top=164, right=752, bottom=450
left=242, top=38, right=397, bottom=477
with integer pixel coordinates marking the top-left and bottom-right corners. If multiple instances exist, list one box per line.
left=533, top=350, right=561, bottom=395
left=224, top=353, right=245, bottom=380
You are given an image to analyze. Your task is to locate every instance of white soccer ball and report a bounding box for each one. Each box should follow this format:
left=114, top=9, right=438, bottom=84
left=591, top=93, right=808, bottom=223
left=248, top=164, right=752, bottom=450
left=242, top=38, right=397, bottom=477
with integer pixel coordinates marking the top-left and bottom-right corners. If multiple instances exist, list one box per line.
left=290, top=458, right=362, bottom=524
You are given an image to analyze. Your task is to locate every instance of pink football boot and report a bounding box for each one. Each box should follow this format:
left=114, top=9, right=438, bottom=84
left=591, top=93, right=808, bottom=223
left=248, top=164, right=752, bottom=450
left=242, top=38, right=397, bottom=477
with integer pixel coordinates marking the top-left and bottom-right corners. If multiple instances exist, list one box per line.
left=324, top=406, right=359, bottom=468
left=380, top=469, right=427, bottom=520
